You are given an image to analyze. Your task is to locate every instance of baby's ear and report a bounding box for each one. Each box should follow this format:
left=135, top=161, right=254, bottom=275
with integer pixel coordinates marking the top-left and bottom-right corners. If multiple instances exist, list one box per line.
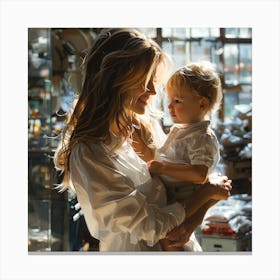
left=200, top=97, right=210, bottom=110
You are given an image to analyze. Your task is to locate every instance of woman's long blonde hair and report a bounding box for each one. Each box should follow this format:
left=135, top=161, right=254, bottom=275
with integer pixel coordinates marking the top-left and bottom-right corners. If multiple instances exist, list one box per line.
left=54, top=28, right=168, bottom=189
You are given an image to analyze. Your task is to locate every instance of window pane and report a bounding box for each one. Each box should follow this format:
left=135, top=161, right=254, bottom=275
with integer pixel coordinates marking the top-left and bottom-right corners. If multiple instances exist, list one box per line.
left=190, top=41, right=211, bottom=62
left=225, top=28, right=252, bottom=38
left=173, top=28, right=188, bottom=39
left=185, top=42, right=191, bottom=64
left=239, top=28, right=252, bottom=38
left=239, top=85, right=252, bottom=105
left=225, top=28, right=239, bottom=38
left=210, top=45, right=221, bottom=68
left=191, top=28, right=210, bottom=38
left=224, top=44, right=239, bottom=85
left=210, top=28, right=220, bottom=37
left=137, top=28, right=157, bottom=38
left=162, top=41, right=173, bottom=53
left=239, top=44, right=252, bottom=83
left=224, top=91, right=239, bottom=122
left=224, top=85, right=252, bottom=122
left=162, top=89, right=173, bottom=126
left=162, top=28, right=172, bottom=37
left=173, top=41, right=186, bottom=67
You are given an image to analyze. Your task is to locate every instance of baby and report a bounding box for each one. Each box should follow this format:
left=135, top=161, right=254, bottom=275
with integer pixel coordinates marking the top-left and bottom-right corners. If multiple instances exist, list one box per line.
left=148, top=61, right=224, bottom=250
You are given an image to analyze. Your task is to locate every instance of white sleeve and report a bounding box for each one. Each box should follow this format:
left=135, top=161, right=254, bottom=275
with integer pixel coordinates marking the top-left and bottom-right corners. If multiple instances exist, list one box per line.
left=187, top=133, right=220, bottom=170
left=69, top=143, right=185, bottom=247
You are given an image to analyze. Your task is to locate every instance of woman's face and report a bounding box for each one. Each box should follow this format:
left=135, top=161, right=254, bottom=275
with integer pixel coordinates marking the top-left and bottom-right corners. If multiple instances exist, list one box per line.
left=125, top=79, right=157, bottom=114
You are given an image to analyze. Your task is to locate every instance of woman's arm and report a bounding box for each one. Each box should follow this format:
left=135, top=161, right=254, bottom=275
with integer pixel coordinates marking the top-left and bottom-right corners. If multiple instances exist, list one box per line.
left=148, top=160, right=208, bottom=184
left=147, top=160, right=227, bottom=218
left=162, top=180, right=232, bottom=250
left=161, top=199, right=217, bottom=250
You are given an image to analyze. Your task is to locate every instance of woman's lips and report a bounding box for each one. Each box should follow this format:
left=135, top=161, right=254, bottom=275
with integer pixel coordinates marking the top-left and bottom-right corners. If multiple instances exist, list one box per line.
left=139, top=98, right=148, bottom=105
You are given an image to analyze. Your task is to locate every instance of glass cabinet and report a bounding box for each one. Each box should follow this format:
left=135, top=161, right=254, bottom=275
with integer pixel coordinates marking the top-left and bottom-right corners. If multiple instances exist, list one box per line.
left=28, top=28, right=67, bottom=251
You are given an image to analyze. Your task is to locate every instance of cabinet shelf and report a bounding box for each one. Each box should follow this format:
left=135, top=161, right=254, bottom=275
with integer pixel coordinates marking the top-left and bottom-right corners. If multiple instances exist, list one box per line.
left=29, top=116, right=49, bottom=120
left=28, top=28, right=67, bottom=252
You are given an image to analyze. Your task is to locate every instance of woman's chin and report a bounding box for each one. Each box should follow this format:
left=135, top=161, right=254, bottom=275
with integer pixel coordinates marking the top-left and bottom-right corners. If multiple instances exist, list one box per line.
left=134, top=105, right=146, bottom=115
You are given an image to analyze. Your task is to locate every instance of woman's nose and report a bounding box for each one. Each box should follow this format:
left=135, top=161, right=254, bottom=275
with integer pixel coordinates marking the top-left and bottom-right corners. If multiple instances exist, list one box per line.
left=145, top=79, right=157, bottom=95
left=147, top=84, right=156, bottom=95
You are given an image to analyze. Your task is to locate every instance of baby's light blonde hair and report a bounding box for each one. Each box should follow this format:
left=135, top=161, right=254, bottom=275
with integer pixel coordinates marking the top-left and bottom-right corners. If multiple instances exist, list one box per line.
left=166, top=61, right=223, bottom=116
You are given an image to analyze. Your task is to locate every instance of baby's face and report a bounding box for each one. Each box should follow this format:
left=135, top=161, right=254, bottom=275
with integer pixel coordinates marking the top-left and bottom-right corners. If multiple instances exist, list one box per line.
left=167, top=85, right=205, bottom=126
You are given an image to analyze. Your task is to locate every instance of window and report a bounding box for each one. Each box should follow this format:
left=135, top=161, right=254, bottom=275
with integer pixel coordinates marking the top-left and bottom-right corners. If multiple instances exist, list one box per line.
left=140, top=28, right=252, bottom=125
left=225, top=28, right=252, bottom=38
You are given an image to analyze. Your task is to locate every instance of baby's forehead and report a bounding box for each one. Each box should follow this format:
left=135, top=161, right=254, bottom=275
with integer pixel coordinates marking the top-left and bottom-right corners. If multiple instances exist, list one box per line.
left=166, top=84, right=196, bottom=98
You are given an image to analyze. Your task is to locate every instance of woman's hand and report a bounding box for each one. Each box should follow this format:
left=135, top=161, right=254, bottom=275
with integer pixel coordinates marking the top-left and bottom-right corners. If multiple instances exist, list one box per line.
left=161, top=219, right=194, bottom=251
left=159, top=173, right=233, bottom=251
left=161, top=199, right=216, bottom=251
left=161, top=176, right=232, bottom=252
left=160, top=238, right=184, bottom=251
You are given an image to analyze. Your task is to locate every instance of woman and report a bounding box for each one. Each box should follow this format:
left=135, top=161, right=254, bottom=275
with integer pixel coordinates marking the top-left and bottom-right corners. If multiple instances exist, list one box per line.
left=54, top=28, right=231, bottom=251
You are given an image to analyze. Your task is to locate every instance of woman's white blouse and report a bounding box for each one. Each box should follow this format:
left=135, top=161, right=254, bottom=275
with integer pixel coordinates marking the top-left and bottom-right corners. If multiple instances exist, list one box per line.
left=69, top=137, right=185, bottom=251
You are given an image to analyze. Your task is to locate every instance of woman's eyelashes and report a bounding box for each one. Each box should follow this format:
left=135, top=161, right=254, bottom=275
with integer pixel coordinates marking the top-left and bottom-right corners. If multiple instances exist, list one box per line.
left=174, top=99, right=183, bottom=104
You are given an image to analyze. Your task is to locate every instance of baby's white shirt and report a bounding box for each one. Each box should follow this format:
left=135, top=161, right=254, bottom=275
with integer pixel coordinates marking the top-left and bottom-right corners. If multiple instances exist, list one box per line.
left=157, top=120, right=220, bottom=188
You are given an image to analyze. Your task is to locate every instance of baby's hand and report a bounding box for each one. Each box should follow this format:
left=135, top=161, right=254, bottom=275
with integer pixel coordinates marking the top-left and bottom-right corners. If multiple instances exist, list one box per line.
left=147, top=160, right=164, bottom=175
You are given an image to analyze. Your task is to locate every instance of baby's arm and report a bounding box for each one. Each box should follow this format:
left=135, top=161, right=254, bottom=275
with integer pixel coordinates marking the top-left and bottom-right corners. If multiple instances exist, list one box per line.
left=148, top=159, right=228, bottom=217
left=147, top=160, right=208, bottom=184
